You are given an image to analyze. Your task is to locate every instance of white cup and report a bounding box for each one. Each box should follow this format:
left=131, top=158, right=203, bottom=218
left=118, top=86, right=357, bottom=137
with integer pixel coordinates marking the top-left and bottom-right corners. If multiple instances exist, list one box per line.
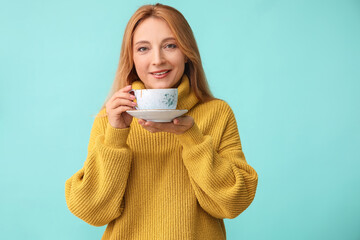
left=129, top=88, right=178, bottom=110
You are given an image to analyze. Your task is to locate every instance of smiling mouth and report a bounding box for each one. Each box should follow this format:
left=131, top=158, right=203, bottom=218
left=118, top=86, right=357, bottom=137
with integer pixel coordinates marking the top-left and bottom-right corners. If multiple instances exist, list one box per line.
left=151, top=70, right=171, bottom=76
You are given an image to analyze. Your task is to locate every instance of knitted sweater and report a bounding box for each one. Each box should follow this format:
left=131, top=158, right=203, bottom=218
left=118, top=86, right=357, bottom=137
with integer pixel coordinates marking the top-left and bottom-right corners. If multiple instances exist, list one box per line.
left=65, top=75, right=258, bottom=240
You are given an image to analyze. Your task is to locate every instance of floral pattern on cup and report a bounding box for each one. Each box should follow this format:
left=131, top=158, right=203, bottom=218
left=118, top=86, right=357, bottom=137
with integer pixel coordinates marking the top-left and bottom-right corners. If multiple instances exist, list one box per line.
left=162, top=93, right=176, bottom=108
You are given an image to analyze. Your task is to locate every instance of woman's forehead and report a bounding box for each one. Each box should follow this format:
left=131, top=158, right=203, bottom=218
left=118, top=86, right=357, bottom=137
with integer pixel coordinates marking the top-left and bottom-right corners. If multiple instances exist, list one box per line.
left=133, top=17, right=175, bottom=43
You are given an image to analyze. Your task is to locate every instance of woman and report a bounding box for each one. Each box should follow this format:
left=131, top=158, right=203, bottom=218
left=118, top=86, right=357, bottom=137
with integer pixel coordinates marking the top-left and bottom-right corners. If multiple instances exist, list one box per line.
left=65, top=3, right=258, bottom=239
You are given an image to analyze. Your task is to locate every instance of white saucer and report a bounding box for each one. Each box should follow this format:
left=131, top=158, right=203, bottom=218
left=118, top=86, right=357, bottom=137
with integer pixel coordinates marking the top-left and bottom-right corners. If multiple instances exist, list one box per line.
left=126, top=109, right=188, bottom=122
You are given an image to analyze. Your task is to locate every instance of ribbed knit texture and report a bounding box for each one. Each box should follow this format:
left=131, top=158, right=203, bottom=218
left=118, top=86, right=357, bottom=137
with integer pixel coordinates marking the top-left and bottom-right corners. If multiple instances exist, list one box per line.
left=65, top=75, right=258, bottom=240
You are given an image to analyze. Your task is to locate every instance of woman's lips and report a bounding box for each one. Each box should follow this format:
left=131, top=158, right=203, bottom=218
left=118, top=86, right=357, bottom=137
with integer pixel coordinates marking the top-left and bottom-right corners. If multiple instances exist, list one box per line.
left=150, top=70, right=171, bottom=79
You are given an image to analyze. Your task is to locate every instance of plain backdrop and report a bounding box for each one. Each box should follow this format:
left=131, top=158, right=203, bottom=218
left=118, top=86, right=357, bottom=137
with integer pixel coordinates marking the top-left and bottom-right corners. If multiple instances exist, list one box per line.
left=1, top=0, right=359, bottom=239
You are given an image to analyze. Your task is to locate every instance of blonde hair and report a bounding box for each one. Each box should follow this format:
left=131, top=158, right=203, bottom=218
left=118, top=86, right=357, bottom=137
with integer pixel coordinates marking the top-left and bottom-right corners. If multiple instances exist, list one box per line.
left=102, top=3, right=214, bottom=109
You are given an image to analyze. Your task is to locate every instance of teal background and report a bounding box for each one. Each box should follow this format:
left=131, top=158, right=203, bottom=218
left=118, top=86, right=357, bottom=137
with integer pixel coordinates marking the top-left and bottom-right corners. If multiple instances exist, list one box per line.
left=1, top=0, right=359, bottom=239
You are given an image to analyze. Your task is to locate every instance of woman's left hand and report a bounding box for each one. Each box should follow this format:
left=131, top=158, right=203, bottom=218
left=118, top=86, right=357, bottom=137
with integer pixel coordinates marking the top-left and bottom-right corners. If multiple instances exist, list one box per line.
left=138, top=116, right=194, bottom=135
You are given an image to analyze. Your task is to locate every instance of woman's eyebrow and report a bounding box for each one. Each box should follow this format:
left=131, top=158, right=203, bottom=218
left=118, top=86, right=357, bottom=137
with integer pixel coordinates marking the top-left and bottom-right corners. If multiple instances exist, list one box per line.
left=134, top=37, right=176, bottom=46
left=161, top=37, right=176, bottom=42
left=134, top=40, right=150, bottom=46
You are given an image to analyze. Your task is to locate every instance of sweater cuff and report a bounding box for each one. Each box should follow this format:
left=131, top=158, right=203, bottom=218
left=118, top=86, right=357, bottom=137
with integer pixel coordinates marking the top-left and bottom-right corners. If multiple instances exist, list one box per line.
left=175, top=123, right=205, bottom=148
left=104, top=123, right=130, bottom=148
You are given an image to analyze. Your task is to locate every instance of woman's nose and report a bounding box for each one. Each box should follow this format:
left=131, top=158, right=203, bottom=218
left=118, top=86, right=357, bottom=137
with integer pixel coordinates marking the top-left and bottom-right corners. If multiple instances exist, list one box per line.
left=151, top=49, right=165, bottom=65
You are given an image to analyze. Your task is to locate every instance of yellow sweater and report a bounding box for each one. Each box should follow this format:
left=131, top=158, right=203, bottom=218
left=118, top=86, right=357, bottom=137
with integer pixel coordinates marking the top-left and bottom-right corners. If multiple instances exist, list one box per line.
left=65, top=75, right=258, bottom=239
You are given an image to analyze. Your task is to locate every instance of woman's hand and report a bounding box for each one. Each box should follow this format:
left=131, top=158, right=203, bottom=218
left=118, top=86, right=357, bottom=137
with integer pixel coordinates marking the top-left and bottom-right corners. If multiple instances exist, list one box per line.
left=138, top=116, right=194, bottom=135
left=105, top=85, right=137, bottom=129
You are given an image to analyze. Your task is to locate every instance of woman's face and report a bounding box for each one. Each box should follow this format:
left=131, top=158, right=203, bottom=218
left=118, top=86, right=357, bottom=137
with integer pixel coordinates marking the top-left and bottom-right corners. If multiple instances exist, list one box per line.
left=132, top=17, right=186, bottom=89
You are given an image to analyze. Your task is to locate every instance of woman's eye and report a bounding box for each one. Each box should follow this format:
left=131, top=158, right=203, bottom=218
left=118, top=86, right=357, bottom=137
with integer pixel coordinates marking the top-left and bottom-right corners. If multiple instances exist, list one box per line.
left=137, top=47, right=148, bottom=52
left=165, top=44, right=177, bottom=49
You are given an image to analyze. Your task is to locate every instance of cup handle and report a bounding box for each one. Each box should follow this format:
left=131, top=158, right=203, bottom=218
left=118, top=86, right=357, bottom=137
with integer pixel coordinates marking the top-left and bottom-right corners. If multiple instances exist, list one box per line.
left=128, top=89, right=138, bottom=110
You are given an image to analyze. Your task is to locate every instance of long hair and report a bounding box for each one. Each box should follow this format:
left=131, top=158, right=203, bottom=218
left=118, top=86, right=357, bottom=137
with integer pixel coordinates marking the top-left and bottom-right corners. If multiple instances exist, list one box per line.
left=102, top=3, right=214, bottom=109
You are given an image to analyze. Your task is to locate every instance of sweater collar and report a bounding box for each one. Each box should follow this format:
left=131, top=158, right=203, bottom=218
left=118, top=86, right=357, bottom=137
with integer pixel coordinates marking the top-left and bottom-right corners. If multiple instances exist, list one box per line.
left=131, top=75, right=199, bottom=111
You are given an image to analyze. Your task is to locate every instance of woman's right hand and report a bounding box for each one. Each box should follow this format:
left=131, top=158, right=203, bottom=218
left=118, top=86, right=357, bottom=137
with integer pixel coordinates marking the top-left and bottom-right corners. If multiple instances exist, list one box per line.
left=105, top=85, right=137, bottom=129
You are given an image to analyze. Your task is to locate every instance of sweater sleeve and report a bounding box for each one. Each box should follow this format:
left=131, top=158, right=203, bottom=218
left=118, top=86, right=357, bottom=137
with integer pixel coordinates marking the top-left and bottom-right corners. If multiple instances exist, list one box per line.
left=175, top=106, right=258, bottom=219
left=65, top=110, right=132, bottom=226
